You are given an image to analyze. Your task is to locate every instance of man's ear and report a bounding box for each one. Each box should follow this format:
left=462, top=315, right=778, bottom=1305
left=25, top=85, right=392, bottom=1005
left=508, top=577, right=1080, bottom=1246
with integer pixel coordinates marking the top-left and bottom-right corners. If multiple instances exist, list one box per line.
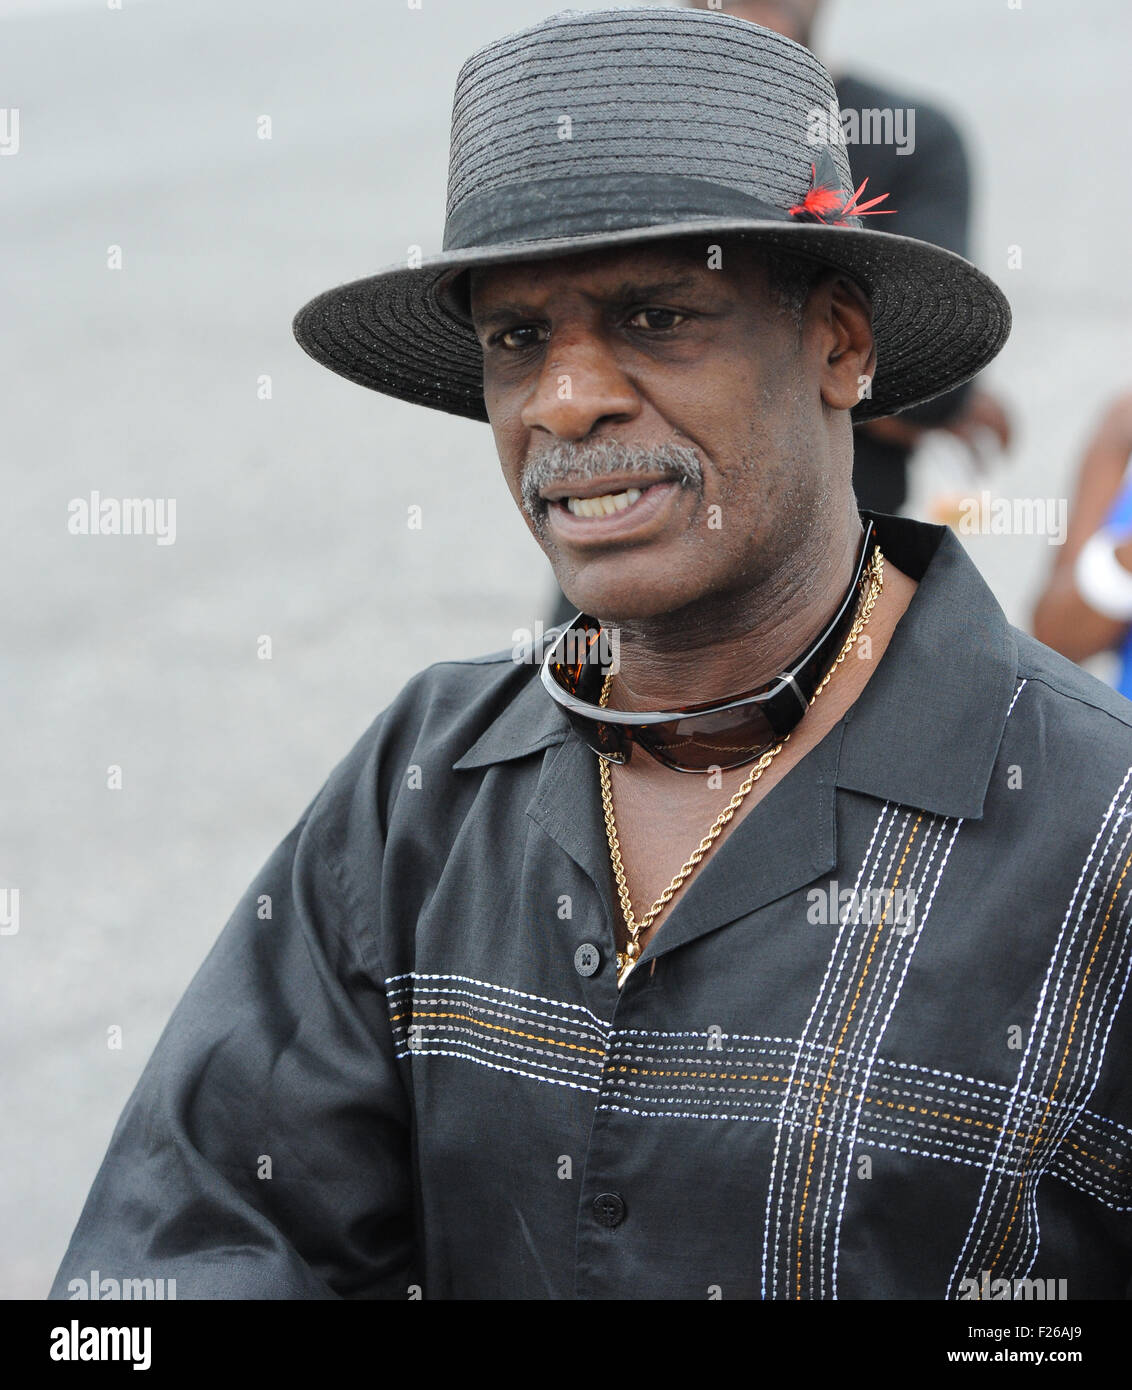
left=816, top=274, right=876, bottom=411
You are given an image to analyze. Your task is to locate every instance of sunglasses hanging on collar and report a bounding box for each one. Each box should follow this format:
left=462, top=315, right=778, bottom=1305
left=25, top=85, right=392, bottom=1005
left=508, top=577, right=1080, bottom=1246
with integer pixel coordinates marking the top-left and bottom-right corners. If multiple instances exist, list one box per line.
left=539, top=520, right=878, bottom=773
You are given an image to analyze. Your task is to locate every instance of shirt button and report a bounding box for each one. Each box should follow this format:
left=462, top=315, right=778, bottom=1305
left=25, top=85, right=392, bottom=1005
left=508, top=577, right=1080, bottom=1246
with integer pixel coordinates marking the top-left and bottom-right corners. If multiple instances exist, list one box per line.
left=593, top=1192, right=626, bottom=1228
left=574, top=943, right=601, bottom=977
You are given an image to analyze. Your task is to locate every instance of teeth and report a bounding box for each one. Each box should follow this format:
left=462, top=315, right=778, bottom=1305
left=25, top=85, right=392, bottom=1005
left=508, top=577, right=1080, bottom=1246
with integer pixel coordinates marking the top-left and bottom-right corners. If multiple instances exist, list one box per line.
left=566, top=487, right=643, bottom=518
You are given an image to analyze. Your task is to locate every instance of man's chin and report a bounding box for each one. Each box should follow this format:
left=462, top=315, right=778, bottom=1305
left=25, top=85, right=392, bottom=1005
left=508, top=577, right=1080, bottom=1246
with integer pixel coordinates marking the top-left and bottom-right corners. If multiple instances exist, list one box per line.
left=554, top=577, right=706, bottom=627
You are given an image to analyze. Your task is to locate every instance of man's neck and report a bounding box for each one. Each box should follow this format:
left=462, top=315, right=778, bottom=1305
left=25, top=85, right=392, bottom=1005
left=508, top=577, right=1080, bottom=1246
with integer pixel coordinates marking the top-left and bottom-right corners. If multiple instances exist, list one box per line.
left=598, top=517, right=864, bottom=713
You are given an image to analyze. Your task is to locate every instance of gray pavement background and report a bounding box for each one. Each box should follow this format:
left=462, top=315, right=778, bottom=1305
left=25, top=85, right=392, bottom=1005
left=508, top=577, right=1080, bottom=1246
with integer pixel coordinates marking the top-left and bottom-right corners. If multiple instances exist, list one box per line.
left=3, top=0, right=1130, bottom=1298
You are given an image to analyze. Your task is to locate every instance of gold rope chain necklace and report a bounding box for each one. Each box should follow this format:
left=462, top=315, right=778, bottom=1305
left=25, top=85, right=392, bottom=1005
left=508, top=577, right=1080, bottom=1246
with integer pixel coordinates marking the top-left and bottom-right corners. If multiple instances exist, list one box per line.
left=599, top=546, right=885, bottom=988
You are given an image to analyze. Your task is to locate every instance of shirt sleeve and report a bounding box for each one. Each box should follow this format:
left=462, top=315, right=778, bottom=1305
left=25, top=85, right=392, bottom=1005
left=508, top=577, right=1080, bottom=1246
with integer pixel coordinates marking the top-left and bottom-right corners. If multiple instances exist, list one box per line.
left=47, top=726, right=417, bottom=1300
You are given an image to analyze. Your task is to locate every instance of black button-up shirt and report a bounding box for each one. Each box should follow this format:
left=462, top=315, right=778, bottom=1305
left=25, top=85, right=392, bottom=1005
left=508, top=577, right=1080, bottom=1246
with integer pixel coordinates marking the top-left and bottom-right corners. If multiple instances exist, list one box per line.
left=49, top=513, right=1132, bottom=1300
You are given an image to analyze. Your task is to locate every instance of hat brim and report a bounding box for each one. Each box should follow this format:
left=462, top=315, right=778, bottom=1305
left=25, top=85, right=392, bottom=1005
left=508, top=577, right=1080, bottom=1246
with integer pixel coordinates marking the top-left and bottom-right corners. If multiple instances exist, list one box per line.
left=291, top=219, right=1010, bottom=423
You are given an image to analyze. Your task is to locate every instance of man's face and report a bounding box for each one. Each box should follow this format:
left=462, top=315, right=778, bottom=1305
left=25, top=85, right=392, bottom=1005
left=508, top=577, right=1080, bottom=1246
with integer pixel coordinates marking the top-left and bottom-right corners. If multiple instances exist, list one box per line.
left=468, top=239, right=867, bottom=624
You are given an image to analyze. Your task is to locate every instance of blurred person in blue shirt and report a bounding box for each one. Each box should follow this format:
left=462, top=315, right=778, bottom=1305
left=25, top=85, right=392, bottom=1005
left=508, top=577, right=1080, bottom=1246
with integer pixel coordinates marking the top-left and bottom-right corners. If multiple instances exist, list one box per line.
left=1034, top=392, right=1132, bottom=699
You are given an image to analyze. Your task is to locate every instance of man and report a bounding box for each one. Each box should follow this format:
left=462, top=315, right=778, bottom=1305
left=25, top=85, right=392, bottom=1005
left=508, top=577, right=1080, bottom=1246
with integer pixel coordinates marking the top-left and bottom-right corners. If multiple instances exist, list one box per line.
left=50, top=9, right=1132, bottom=1301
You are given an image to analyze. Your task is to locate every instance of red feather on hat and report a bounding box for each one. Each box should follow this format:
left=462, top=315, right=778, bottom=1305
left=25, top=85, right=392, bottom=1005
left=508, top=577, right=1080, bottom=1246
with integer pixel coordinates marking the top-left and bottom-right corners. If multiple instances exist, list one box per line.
left=788, top=148, right=895, bottom=226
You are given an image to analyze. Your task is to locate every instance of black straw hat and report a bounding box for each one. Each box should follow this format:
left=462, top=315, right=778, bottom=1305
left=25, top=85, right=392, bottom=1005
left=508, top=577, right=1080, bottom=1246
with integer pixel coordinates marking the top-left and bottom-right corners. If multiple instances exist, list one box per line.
left=292, top=7, right=1010, bottom=422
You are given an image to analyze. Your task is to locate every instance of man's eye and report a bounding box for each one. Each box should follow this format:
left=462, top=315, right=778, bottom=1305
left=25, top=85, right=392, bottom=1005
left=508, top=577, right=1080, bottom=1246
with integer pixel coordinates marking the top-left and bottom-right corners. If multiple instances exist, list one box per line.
left=626, top=307, right=687, bottom=331
left=491, top=325, right=545, bottom=351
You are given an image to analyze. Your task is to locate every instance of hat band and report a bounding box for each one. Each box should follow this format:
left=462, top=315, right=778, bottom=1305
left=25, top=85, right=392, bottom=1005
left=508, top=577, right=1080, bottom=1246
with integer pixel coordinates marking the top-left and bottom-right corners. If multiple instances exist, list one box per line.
left=442, top=173, right=795, bottom=252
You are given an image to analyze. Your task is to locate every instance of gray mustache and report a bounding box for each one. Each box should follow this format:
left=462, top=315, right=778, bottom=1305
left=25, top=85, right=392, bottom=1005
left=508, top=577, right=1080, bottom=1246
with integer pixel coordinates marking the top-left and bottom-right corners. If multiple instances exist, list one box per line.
left=521, top=439, right=703, bottom=521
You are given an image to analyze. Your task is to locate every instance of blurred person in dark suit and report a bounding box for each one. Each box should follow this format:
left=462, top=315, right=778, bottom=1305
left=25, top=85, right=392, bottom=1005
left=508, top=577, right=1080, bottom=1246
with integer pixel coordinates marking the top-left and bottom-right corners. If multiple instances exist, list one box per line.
left=689, top=1, right=1013, bottom=511
left=546, top=0, right=1010, bottom=629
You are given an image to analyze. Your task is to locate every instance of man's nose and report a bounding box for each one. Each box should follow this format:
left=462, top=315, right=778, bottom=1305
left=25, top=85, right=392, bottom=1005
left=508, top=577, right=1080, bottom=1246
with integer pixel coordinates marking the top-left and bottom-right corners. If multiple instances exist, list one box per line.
left=520, top=328, right=640, bottom=438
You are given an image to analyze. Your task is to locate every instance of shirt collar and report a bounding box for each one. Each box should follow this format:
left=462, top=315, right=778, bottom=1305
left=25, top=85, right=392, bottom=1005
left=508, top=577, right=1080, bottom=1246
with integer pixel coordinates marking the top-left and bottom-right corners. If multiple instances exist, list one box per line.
left=835, top=511, right=1019, bottom=820
left=453, top=512, right=1019, bottom=821
left=451, top=650, right=572, bottom=770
